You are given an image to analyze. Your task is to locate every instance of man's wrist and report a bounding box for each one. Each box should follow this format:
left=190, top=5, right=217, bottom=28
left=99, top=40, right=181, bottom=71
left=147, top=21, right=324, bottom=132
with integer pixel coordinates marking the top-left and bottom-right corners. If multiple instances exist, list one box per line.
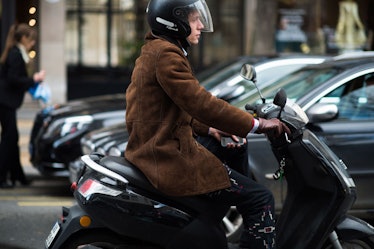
left=249, top=118, right=260, bottom=133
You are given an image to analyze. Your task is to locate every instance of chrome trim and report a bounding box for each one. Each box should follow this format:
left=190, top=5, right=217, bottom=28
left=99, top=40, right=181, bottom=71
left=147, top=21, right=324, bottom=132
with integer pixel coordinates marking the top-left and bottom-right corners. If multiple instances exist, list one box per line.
left=265, top=173, right=274, bottom=180
left=81, top=155, right=129, bottom=184
left=330, top=160, right=356, bottom=188
left=329, top=230, right=344, bottom=249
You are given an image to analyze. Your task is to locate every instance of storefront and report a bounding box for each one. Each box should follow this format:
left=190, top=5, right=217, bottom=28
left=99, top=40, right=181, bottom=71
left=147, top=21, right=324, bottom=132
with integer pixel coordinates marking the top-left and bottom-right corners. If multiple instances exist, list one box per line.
left=274, top=0, right=373, bottom=54
left=1, top=0, right=373, bottom=101
left=64, top=0, right=248, bottom=99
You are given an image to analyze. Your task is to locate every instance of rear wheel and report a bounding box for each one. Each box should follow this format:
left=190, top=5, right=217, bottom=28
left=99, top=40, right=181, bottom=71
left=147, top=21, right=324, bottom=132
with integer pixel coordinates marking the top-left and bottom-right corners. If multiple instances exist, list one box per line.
left=60, top=230, right=162, bottom=249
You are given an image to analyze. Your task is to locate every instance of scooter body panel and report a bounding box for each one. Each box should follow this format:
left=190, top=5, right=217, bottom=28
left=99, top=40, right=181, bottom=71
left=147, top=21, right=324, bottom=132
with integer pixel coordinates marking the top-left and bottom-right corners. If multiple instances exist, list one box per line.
left=73, top=159, right=230, bottom=249
left=46, top=205, right=108, bottom=249
left=274, top=129, right=357, bottom=249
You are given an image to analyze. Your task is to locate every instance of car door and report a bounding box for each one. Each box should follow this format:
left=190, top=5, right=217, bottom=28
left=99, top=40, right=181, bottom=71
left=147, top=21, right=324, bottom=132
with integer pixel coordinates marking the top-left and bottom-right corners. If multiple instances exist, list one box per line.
left=307, top=73, right=374, bottom=217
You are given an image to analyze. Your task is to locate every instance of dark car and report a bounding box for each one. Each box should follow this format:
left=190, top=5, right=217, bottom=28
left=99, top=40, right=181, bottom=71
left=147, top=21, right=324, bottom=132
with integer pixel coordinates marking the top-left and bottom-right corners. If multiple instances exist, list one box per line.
left=29, top=94, right=126, bottom=177
left=231, top=56, right=374, bottom=220
left=30, top=55, right=327, bottom=177
left=72, top=56, right=374, bottom=240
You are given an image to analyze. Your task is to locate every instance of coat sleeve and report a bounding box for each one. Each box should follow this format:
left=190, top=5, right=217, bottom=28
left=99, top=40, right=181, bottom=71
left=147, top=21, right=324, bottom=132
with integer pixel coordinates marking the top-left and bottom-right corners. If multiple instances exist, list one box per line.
left=191, top=118, right=210, bottom=136
left=6, top=49, right=35, bottom=91
left=155, top=46, right=254, bottom=138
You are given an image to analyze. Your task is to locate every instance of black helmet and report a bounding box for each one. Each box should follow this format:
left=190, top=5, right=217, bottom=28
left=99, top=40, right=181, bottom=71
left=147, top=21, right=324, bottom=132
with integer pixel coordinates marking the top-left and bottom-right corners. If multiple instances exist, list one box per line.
left=146, top=0, right=213, bottom=39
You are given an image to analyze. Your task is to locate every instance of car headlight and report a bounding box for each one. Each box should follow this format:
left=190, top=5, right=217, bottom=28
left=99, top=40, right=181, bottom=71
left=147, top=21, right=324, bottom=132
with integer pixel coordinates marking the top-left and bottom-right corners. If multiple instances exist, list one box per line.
left=43, top=115, right=93, bottom=139
left=108, top=147, right=122, bottom=156
left=96, top=147, right=106, bottom=156
left=81, top=139, right=95, bottom=155
left=108, top=142, right=127, bottom=157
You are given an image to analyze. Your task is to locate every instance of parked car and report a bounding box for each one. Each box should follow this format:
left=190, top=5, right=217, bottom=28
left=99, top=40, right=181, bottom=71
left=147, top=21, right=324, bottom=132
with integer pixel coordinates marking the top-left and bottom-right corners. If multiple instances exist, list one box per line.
left=71, top=56, right=374, bottom=240
left=200, top=55, right=327, bottom=101
left=29, top=94, right=126, bottom=177
left=30, top=55, right=327, bottom=177
left=232, top=56, right=374, bottom=221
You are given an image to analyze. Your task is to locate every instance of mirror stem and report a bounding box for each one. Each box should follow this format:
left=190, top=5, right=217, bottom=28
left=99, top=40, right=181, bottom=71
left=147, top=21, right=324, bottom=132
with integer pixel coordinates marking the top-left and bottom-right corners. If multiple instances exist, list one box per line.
left=254, top=81, right=265, bottom=103
left=277, top=108, right=283, bottom=119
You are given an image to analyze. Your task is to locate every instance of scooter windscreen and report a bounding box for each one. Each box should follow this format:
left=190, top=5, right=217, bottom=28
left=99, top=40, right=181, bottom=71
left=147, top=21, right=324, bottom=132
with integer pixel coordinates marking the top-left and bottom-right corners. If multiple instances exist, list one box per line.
left=280, top=99, right=309, bottom=130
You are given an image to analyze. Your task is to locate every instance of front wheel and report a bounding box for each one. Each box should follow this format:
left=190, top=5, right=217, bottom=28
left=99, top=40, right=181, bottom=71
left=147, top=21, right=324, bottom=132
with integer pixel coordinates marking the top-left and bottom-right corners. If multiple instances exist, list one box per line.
left=60, top=230, right=162, bottom=249
left=323, top=238, right=374, bottom=249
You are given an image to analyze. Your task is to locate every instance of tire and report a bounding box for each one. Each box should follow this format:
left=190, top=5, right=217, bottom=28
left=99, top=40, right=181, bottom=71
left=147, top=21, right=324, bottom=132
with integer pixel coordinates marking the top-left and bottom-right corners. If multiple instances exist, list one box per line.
left=223, top=206, right=243, bottom=243
left=60, top=230, right=162, bottom=249
left=323, top=238, right=374, bottom=249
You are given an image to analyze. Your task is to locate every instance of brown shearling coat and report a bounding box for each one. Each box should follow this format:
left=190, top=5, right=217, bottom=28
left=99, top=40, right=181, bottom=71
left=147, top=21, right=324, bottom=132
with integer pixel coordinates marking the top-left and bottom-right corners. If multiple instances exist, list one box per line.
left=125, top=33, right=255, bottom=196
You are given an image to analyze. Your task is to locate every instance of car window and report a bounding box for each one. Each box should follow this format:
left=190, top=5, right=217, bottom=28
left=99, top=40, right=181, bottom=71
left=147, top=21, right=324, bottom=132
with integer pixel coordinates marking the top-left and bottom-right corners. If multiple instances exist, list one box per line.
left=256, top=64, right=313, bottom=85
left=210, top=64, right=308, bottom=101
left=232, top=67, right=340, bottom=109
left=319, top=73, right=374, bottom=120
left=200, top=57, right=261, bottom=90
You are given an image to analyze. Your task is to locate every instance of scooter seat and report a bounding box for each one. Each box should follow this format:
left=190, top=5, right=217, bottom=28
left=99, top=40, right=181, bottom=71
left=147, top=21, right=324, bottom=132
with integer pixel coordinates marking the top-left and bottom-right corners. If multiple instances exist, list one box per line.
left=99, top=155, right=156, bottom=192
left=98, top=155, right=229, bottom=218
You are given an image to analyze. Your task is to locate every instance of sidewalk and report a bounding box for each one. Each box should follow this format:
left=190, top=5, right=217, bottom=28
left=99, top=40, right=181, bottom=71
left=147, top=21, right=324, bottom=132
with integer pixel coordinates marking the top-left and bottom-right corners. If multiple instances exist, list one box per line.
left=17, top=95, right=42, bottom=177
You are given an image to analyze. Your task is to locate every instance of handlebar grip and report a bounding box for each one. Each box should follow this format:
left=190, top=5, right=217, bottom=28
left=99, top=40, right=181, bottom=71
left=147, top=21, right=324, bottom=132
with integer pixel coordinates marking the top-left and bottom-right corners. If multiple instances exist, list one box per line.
left=245, top=103, right=256, bottom=111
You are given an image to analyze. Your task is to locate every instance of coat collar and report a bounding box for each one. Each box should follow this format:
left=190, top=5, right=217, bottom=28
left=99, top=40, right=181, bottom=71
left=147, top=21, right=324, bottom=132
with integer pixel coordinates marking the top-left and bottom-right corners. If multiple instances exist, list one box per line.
left=146, top=32, right=189, bottom=56
left=16, top=44, right=30, bottom=64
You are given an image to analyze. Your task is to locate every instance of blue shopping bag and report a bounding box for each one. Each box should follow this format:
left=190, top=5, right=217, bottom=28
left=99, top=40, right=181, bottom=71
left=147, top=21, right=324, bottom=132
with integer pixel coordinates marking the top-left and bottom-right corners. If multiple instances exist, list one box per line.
left=28, top=83, right=51, bottom=103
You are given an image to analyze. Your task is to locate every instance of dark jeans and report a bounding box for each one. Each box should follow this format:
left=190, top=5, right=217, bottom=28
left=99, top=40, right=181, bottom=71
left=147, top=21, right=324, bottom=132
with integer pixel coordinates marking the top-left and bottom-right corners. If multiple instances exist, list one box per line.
left=197, top=136, right=276, bottom=249
left=196, top=136, right=249, bottom=177
left=0, top=105, right=26, bottom=183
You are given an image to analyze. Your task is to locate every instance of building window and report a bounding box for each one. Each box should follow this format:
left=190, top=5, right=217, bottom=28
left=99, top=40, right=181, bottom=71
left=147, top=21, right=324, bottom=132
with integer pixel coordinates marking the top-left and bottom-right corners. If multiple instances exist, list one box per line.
left=65, top=0, right=148, bottom=67
left=65, top=0, right=244, bottom=70
left=190, top=0, right=244, bottom=71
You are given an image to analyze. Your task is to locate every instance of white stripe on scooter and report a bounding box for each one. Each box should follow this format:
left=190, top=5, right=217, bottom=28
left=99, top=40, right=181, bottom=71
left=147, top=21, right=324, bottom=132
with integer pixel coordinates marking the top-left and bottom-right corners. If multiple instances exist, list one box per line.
left=81, top=155, right=129, bottom=184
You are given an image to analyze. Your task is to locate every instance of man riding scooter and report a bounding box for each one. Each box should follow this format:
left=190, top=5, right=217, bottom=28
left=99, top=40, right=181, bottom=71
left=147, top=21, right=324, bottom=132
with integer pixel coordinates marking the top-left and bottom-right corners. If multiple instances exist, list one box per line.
left=124, top=0, right=290, bottom=248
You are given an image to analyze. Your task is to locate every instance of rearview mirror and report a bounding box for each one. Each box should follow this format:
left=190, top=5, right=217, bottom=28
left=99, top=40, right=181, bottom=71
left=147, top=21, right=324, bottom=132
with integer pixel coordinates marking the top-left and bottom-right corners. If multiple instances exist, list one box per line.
left=240, top=64, right=257, bottom=83
left=306, top=103, right=338, bottom=123
left=240, top=64, right=265, bottom=103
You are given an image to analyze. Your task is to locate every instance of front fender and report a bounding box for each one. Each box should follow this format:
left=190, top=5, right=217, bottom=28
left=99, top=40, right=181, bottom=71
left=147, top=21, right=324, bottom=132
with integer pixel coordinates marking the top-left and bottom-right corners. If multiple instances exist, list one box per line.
left=336, top=215, right=374, bottom=241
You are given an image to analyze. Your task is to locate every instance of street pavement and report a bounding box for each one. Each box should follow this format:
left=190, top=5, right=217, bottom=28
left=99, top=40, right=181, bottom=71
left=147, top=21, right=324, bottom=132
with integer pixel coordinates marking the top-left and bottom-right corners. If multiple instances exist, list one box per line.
left=0, top=97, right=75, bottom=249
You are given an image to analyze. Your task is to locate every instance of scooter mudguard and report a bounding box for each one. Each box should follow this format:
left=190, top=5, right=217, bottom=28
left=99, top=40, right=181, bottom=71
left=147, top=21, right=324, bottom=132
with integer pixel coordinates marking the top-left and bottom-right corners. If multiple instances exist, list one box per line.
left=45, top=204, right=106, bottom=249
left=335, top=215, right=374, bottom=241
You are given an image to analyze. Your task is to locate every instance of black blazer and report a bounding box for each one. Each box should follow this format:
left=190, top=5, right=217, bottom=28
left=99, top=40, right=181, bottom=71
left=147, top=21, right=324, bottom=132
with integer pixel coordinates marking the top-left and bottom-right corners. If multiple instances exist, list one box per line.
left=0, top=46, right=35, bottom=109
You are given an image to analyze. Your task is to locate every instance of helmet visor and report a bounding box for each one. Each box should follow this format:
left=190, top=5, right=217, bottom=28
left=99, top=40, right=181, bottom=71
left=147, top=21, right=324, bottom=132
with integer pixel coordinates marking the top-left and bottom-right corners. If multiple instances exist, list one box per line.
left=178, top=0, right=214, bottom=32
left=192, top=0, right=213, bottom=32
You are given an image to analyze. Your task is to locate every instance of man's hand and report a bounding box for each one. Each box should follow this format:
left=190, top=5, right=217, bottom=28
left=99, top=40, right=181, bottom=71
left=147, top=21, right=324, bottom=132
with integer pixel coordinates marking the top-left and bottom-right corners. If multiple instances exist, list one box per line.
left=208, top=127, right=246, bottom=148
left=256, top=118, right=291, bottom=137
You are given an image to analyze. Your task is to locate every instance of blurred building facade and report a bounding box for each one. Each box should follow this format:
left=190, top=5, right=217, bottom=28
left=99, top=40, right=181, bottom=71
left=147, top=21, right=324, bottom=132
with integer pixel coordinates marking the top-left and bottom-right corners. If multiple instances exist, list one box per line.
left=0, top=0, right=373, bottom=103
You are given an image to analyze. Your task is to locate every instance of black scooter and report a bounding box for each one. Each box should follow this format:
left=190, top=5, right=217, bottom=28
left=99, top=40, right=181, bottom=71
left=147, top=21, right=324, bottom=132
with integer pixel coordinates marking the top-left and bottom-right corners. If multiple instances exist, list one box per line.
left=45, top=64, right=374, bottom=249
